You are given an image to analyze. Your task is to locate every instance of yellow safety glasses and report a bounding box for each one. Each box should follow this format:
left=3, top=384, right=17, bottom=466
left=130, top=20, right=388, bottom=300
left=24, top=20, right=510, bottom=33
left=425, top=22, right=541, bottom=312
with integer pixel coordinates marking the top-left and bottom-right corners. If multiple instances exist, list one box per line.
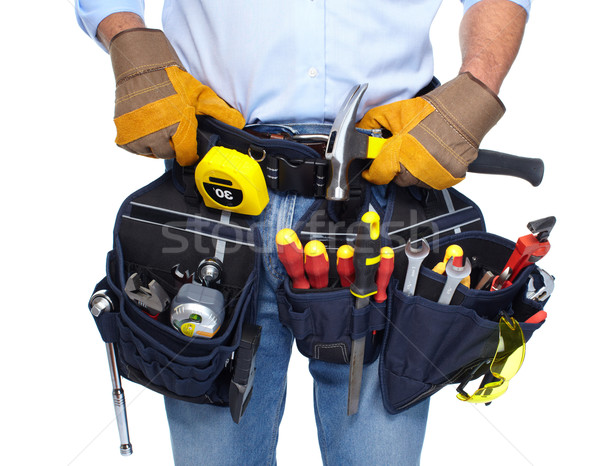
left=457, top=316, right=526, bottom=403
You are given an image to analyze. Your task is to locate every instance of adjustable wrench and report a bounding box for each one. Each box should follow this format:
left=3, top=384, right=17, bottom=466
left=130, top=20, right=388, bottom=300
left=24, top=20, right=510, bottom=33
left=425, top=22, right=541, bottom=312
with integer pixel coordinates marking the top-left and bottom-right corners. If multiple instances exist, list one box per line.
left=125, top=273, right=170, bottom=317
left=325, top=84, right=545, bottom=201
left=403, top=239, right=430, bottom=296
left=526, top=268, right=555, bottom=302
left=438, top=257, right=472, bottom=305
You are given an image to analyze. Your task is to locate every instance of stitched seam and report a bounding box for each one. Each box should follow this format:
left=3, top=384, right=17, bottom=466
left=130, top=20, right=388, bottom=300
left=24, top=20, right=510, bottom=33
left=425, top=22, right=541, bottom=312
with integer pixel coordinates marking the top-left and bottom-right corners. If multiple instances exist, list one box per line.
left=266, top=363, right=289, bottom=465
left=115, top=80, right=173, bottom=104
left=399, top=104, right=434, bottom=137
left=314, top=343, right=349, bottom=363
left=266, top=195, right=298, bottom=281
left=313, top=377, right=329, bottom=466
left=423, top=95, right=479, bottom=147
left=115, top=60, right=180, bottom=84
left=419, top=122, right=469, bottom=167
left=262, top=199, right=287, bottom=282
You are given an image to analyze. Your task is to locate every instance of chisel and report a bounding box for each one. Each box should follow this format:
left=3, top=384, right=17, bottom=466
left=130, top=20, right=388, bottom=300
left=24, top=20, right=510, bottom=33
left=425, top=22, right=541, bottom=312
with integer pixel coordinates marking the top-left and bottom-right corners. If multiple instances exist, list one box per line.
left=348, top=212, right=381, bottom=415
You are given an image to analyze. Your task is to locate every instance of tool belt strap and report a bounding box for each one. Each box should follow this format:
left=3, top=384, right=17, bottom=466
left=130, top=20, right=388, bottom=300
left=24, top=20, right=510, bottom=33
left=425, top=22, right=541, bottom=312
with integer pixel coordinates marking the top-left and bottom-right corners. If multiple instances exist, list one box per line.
left=172, top=116, right=329, bottom=200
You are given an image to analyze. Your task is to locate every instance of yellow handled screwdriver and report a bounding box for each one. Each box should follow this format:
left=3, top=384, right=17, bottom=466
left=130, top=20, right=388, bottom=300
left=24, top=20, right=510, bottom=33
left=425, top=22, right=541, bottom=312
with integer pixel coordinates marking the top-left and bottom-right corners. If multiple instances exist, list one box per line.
left=348, top=211, right=381, bottom=415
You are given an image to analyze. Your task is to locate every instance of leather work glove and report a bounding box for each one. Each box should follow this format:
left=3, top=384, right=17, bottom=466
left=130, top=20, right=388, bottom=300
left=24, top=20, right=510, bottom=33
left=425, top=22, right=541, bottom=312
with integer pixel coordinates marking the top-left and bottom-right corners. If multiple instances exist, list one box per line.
left=358, top=73, right=505, bottom=190
left=109, top=29, right=245, bottom=166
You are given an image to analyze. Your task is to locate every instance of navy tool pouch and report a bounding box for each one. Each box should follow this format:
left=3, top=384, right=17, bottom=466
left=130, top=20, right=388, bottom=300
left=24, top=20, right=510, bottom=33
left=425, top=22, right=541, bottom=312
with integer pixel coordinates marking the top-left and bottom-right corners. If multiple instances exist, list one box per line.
left=277, top=279, right=387, bottom=364
left=276, top=183, right=486, bottom=366
left=90, top=171, right=260, bottom=409
left=380, top=228, right=547, bottom=414
left=275, top=181, right=548, bottom=412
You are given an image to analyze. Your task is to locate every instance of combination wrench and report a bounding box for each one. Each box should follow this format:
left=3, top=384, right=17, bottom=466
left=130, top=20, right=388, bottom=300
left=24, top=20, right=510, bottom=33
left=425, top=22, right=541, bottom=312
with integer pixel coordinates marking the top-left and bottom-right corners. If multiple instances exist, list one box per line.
left=438, top=257, right=472, bottom=305
left=403, top=239, right=430, bottom=296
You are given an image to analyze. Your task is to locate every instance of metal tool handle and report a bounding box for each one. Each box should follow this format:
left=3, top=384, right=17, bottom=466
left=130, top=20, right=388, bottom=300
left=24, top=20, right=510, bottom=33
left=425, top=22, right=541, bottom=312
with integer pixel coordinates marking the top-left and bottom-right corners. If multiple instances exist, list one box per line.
left=469, top=149, right=544, bottom=187
left=89, top=291, right=133, bottom=456
left=106, top=343, right=133, bottom=456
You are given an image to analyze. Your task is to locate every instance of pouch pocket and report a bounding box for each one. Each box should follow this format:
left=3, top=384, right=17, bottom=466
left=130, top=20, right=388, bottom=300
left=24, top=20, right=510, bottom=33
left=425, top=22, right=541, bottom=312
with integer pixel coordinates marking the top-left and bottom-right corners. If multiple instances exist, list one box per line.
left=380, top=231, right=547, bottom=414
left=277, top=279, right=387, bottom=364
left=102, top=248, right=257, bottom=403
left=91, top=172, right=261, bottom=405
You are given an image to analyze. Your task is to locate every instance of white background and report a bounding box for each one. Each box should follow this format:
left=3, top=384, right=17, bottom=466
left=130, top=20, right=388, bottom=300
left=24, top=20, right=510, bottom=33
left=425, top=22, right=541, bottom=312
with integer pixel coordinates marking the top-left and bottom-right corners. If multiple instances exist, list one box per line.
left=1, top=1, right=598, bottom=465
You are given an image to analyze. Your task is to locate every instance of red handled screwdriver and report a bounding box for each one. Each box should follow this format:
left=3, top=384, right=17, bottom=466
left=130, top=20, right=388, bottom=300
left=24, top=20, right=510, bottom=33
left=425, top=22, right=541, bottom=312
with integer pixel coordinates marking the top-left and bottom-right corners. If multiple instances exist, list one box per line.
left=336, top=245, right=355, bottom=287
left=304, top=240, right=330, bottom=289
left=374, top=247, right=394, bottom=303
left=276, top=229, right=310, bottom=289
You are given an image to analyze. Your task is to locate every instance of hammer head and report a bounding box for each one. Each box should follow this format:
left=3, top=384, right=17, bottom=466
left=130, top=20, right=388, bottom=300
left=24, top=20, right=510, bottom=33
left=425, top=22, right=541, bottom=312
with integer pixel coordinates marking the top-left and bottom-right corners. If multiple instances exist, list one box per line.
left=325, top=83, right=370, bottom=201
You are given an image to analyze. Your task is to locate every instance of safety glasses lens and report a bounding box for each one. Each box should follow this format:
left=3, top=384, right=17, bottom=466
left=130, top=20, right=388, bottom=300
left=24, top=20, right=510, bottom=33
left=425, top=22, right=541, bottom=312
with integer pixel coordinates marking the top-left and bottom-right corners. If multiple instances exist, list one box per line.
left=457, top=317, right=525, bottom=403
left=491, top=317, right=526, bottom=381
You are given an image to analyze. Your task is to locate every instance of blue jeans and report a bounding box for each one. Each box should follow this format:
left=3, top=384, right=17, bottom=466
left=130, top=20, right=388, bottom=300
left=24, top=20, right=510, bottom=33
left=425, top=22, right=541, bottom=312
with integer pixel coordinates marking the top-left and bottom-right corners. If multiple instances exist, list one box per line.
left=164, top=126, right=429, bottom=465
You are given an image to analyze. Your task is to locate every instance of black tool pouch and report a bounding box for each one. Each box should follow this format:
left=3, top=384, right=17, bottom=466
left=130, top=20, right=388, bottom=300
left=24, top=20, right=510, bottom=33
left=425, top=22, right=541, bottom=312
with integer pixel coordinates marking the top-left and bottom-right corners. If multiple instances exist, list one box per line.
left=379, top=200, right=548, bottom=414
left=278, top=279, right=388, bottom=365
left=276, top=183, right=486, bottom=366
left=90, top=171, right=260, bottom=411
left=276, top=183, right=548, bottom=411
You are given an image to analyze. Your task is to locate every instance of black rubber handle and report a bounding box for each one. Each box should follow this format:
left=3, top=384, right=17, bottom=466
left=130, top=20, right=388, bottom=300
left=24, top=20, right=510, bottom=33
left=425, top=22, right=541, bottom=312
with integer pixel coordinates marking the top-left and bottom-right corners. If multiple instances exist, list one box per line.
left=468, top=149, right=544, bottom=187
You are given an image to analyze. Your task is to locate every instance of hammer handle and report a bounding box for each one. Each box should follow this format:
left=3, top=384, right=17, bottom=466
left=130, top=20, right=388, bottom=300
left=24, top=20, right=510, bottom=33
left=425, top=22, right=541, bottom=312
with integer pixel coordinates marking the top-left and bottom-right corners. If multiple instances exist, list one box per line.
left=469, top=149, right=544, bottom=187
left=366, top=135, right=545, bottom=187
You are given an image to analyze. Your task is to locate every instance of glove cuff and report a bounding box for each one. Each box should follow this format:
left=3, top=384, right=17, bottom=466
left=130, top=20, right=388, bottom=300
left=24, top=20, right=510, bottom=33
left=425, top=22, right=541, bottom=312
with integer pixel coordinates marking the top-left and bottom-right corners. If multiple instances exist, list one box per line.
left=109, top=28, right=185, bottom=85
left=422, top=72, right=505, bottom=148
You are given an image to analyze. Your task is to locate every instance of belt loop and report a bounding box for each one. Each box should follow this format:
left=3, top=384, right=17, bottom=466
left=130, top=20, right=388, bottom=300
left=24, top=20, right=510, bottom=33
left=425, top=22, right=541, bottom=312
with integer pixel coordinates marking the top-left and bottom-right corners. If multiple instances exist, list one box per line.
left=315, top=162, right=327, bottom=198
left=264, top=155, right=279, bottom=191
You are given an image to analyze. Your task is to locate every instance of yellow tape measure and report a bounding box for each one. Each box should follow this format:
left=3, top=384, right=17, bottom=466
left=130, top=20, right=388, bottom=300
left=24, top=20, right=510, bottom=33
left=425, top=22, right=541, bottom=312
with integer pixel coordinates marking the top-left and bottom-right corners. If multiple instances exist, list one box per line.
left=195, top=146, right=269, bottom=216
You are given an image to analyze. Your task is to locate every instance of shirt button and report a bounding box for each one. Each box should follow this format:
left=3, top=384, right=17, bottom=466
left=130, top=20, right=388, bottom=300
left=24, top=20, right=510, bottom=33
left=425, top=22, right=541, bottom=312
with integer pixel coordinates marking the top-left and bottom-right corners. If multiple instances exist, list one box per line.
left=308, top=67, right=319, bottom=78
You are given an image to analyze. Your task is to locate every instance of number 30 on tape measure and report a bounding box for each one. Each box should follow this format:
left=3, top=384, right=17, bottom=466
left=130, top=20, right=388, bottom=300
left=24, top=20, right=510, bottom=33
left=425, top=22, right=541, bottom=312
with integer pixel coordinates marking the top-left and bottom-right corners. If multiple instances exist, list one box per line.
left=195, top=146, right=269, bottom=216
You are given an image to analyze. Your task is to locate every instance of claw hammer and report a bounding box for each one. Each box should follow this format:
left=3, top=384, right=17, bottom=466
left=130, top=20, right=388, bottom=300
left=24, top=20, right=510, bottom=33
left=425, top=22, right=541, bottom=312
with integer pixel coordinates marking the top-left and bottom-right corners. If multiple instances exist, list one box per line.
left=324, top=84, right=545, bottom=201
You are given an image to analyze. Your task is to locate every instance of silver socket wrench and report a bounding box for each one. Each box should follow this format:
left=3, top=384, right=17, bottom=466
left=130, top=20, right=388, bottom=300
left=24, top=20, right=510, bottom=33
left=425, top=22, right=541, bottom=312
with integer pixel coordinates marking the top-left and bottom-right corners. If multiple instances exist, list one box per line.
left=89, top=290, right=133, bottom=456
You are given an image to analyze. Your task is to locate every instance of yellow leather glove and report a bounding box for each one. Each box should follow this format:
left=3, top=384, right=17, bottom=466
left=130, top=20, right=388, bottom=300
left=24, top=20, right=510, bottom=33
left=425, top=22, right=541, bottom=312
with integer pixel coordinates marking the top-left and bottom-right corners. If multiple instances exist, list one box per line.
left=358, top=73, right=505, bottom=190
left=109, top=29, right=245, bottom=166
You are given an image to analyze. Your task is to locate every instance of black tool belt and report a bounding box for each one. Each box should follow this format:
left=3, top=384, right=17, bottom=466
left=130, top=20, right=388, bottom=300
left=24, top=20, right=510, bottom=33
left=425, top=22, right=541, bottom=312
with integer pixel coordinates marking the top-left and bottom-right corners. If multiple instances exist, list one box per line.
left=173, top=116, right=330, bottom=201
left=276, top=183, right=550, bottom=413
left=89, top=164, right=550, bottom=421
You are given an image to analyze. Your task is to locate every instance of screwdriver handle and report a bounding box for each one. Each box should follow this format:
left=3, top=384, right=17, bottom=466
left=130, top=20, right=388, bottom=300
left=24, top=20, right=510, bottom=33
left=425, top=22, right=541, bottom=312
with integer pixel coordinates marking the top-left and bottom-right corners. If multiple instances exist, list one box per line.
left=276, top=229, right=310, bottom=289
left=374, top=247, right=394, bottom=303
left=336, top=245, right=355, bottom=287
left=304, top=240, right=330, bottom=289
left=350, top=212, right=381, bottom=300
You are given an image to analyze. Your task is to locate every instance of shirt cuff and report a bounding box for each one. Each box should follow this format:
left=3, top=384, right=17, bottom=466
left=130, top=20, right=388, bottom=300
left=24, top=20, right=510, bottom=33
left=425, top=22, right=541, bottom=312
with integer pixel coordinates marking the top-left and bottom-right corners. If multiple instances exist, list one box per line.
left=74, top=0, right=145, bottom=50
left=461, top=0, right=531, bottom=18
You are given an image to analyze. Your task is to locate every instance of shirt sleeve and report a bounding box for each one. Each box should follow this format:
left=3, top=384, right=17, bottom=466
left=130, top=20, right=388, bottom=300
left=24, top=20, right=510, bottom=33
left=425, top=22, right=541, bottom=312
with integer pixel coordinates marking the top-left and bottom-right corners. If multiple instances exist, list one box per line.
left=74, top=0, right=145, bottom=49
left=461, top=0, right=531, bottom=17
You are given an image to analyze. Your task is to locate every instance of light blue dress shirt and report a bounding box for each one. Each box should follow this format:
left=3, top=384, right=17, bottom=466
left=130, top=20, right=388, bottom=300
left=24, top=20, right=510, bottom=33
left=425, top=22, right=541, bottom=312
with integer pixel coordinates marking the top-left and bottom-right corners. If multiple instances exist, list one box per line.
left=75, top=0, right=531, bottom=124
